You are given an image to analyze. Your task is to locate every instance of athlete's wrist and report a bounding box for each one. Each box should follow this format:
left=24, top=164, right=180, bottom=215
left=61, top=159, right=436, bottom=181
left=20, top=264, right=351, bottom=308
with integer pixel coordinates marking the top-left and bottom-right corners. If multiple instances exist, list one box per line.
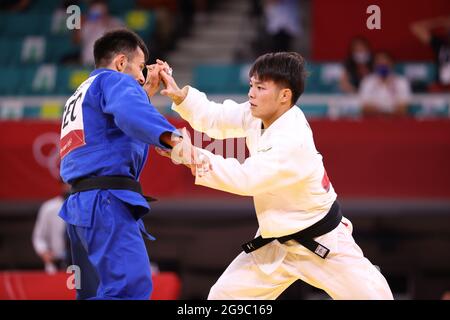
left=172, top=86, right=189, bottom=105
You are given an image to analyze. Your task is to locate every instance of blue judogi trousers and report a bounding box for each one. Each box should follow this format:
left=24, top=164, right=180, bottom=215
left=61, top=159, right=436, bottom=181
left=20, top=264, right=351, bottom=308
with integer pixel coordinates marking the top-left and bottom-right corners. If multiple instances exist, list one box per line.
left=66, top=191, right=153, bottom=300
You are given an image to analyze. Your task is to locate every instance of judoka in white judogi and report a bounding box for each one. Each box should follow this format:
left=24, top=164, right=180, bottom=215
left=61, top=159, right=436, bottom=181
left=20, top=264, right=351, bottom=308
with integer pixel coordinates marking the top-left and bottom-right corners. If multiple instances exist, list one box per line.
left=157, top=52, right=393, bottom=300
left=171, top=87, right=393, bottom=300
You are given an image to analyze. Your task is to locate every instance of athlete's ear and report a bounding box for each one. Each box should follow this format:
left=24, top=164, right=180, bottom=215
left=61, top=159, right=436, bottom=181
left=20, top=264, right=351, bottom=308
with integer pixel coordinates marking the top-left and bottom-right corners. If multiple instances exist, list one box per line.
left=115, top=54, right=127, bottom=72
left=279, top=88, right=292, bottom=104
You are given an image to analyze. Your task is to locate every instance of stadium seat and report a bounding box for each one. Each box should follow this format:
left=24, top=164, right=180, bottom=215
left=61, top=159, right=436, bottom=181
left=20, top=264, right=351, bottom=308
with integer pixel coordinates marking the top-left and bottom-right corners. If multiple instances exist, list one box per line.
left=0, top=38, right=22, bottom=65
left=0, top=67, right=21, bottom=95
left=0, top=13, right=50, bottom=36
left=45, top=36, right=79, bottom=63
left=304, top=62, right=343, bottom=93
left=108, top=0, right=137, bottom=16
left=409, top=99, right=449, bottom=117
left=193, top=62, right=440, bottom=95
left=395, top=62, right=437, bottom=92
left=0, top=36, right=79, bottom=65
left=1, top=66, right=91, bottom=96
left=63, top=67, right=91, bottom=93
left=317, top=63, right=344, bottom=93
left=396, top=62, right=436, bottom=83
left=22, top=105, right=43, bottom=119
left=20, top=36, right=47, bottom=64
left=194, top=64, right=249, bottom=94
left=194, top=62, right=345, bottom=94
left=28, top=0, right=62, bottom=13
left=299, top=104, right=329, bottom=118
left=21, top=65, right=57, bottom=95
left=304, top=63, right=321, bottom=93
left=123, top=10, right=156, bottom=40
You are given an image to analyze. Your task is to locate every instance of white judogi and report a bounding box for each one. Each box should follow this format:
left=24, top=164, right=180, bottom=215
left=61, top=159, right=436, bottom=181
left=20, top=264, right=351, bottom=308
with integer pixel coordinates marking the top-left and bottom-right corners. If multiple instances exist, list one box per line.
left=172, top=87, right=393, bottom=300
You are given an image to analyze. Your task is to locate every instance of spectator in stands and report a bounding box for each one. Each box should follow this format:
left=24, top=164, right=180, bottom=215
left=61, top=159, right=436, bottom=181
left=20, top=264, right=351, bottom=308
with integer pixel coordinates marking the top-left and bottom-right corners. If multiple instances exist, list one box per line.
left=79, top=0, right=124, bottom=66
left=136, top=0, right=178, bottom=61
left=359, top=51, right=412, bottom=117
left=339, top=36, right=374, bottom=93
left=411, top=16, right=450, bottom=92
left=263, top=0, right=301, bottom=52
left=32, top=181, right=71, bottom=274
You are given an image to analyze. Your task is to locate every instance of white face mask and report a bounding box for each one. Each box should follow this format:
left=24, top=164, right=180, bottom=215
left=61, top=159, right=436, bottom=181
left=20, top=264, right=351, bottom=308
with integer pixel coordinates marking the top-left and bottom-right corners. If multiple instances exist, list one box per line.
left=353, top=52, right=370, bottom=64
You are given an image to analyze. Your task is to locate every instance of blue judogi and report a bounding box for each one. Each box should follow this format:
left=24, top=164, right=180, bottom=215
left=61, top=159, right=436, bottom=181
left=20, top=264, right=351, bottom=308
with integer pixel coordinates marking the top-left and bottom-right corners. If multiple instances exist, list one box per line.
left=59, top=68, right=177, bottom=299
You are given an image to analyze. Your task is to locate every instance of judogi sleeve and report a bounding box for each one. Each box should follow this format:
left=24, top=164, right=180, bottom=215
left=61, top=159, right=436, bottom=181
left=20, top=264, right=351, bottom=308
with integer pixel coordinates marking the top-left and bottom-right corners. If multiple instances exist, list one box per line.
left=172, top=86, right=250, bottom=139
left=101, top=72, right=178, bottom=148
left=194, top=136, right=317, bottom=196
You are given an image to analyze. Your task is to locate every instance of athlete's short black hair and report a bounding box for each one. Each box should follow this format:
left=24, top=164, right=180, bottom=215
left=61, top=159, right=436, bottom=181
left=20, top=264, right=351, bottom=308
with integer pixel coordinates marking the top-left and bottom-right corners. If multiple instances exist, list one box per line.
left=93, top=29, right=149, bottom=68
left=249, top=52, right=307, bottom=105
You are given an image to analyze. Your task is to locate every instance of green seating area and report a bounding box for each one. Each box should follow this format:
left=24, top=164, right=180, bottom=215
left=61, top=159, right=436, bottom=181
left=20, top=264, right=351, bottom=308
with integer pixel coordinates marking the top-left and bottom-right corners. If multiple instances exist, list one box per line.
left=0, top=1, right=447, bottom=120
left=0, top=0, right=156, bottom=118
left=193, top=62, right=437, bottom=94
left=0, top=60, right=446, bottom=119
left=1, top=93, right=448, bottom=120
left=193, top=64, right=251, bottom=94
left=2, top=60, right=434, bottom=96
left=0, top=65, right=91, bottom=96
left=0, top=36, right=79, bottom=65
left=0, top=0, right=156, bottom=94
left=0, top=101, right=66, bottom=120
left=25, top=0, right=135, bottom=15
left=0, top=10, right=155, bottom=39
left=191, top=62, right=447, bottom=118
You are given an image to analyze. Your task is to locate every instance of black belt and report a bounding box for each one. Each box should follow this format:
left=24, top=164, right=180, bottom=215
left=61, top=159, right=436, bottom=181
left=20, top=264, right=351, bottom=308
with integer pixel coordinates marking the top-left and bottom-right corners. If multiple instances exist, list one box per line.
left=70, top=176, right=157, bottom=202
left=242, top=201, right=342, bottom=259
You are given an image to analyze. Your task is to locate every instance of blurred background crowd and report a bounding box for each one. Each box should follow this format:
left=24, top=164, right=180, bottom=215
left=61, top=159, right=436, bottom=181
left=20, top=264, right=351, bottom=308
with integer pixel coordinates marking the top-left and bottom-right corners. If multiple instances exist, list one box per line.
left=0, top=0, right=449, bottom=300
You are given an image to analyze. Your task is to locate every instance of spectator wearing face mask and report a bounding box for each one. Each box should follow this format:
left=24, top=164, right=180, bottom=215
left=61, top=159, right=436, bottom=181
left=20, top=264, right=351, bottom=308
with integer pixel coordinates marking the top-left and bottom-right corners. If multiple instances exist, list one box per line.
left=359, top=51, right=412, bottom=117
left=80, top=0, right=124, bottom=66
left=339, top=36, right=374, bottom=93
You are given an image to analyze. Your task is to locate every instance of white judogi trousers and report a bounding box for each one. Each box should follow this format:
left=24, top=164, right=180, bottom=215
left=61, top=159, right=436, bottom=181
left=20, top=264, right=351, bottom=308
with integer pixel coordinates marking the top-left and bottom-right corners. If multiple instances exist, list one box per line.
left=208, top=217, right=393, bottom=300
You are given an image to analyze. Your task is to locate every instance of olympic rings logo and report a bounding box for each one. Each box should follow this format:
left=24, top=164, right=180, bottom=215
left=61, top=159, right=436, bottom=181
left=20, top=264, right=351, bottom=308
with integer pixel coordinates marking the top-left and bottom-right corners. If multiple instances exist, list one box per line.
left=32, top=132, right=60, bottom=179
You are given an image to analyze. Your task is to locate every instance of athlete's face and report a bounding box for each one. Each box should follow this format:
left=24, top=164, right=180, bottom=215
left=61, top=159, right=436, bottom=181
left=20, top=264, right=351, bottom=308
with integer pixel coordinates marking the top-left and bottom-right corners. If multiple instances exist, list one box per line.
left=248, top=76, right=291, bottom=127
left=123, top=47, right=146, bottom=86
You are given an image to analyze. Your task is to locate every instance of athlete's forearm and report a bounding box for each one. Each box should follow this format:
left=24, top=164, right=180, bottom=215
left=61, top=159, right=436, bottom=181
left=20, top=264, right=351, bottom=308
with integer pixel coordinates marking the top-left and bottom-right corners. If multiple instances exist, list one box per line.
left=159, top=131, right=182, bottom=149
